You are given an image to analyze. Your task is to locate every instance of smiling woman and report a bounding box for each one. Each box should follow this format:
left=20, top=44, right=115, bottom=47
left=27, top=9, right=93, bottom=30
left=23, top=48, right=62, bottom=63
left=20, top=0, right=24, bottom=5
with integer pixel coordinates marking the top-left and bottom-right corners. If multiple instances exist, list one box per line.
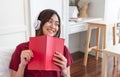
left=9, top=9, right=73, bottom=77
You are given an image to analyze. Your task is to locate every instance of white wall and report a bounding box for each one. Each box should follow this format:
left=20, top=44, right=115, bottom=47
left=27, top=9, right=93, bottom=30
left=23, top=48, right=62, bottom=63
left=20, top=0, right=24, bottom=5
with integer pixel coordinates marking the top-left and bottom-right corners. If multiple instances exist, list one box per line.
left=104, top=0, right=120, bottom=21
left=88, top=0, right=105, bottom=18
left=88, top=0, right=120, bottom=21
left=0, top=0, right=30, bottom=47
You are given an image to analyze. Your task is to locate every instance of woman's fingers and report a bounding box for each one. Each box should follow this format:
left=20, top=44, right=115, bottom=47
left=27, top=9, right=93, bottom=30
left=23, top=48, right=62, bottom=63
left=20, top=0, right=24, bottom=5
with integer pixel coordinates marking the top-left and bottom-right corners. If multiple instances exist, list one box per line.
left=53, top=57, right=64, bottom=64
left=53, top=61, right=63, bottom=68
left=54, top=52, right=67, bottom=62
left=53, top=52, right=67, bottom=69
left=23, top=50, right=33, bottom=61
left=20, top=50, right=34, bottom=65
left=23, top=52, right=31, bottom=61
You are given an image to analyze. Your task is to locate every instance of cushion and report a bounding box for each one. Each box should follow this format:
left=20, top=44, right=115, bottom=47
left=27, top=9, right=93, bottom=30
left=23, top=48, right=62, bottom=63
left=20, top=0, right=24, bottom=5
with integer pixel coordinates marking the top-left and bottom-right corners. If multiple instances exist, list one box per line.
left=0, top=47, right=14, bottom=77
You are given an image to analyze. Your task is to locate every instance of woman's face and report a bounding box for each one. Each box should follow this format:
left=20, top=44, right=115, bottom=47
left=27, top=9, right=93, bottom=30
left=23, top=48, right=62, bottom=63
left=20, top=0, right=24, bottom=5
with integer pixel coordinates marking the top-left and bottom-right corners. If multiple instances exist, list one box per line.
left=42, top=14, right=59, bottom=36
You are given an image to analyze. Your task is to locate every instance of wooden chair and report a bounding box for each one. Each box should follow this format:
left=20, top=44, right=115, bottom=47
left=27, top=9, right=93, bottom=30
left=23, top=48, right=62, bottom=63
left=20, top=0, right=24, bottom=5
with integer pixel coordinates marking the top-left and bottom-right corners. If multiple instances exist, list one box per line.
left=102, top=43, right=120, bottom=77
left=83, top=20, right=116, bottom=66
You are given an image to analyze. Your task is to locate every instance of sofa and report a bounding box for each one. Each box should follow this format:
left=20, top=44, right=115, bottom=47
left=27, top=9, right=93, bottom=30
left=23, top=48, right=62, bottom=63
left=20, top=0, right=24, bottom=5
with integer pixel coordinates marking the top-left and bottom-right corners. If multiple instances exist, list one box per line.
left=0, top=47, right=15, bottom=77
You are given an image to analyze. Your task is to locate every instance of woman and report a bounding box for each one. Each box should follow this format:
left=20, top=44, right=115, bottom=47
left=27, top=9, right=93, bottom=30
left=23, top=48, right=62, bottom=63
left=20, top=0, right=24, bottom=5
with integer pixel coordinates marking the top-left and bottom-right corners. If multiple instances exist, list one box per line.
left=9, top=9, right=73, bottom=77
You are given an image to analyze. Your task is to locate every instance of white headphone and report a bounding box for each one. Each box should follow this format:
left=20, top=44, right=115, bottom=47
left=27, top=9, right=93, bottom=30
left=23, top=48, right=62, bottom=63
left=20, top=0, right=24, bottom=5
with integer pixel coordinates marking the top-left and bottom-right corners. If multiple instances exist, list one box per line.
left=34, top=20, right=41, bottom=30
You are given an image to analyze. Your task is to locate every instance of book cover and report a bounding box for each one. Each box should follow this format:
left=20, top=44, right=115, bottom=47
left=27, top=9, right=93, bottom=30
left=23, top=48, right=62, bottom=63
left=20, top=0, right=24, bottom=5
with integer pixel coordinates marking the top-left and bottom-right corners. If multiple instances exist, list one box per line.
left=28, top=35, right=64, bottom=71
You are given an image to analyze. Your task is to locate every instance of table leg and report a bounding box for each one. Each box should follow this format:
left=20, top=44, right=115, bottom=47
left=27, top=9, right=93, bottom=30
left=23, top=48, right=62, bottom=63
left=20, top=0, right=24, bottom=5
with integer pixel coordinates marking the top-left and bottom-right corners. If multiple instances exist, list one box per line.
left=102, top=52, right=107, bottom=77
left=84, top=25, right=92, bottom=66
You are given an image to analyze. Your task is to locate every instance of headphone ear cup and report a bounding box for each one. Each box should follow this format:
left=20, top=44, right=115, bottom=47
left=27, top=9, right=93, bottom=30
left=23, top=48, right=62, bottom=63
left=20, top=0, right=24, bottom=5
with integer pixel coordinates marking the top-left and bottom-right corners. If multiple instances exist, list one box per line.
left=34, top=20, right=41, bottom=30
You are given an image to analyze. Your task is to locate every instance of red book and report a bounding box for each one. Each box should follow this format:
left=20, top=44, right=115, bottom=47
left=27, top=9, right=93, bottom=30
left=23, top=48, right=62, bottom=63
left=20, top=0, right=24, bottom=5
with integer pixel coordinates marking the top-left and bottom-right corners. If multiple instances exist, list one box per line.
left=28, top=35, right=64, bottom=71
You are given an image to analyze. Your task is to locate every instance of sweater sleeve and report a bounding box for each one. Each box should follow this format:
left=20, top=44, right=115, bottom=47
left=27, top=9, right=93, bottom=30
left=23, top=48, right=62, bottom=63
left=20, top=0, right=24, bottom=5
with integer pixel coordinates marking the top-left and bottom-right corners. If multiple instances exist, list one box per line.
left=9, top=45, right=22, bottom=71
left=64, top=46, right=73, bottom=67
left=9, top=42, right=29, bottom=71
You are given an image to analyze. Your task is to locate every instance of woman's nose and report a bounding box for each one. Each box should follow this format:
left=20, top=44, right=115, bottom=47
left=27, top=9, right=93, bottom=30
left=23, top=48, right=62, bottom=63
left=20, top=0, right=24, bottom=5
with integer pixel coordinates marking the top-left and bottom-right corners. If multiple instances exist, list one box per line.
left=51, top=23, right=56, bottom=28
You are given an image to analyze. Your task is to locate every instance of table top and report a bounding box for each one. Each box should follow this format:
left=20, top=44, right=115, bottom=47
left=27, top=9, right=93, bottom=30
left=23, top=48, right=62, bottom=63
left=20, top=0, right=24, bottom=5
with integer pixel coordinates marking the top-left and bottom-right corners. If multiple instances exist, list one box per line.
left=87, top=20, right=115, bottom=25
left=103, top=44, right=120, bottom=55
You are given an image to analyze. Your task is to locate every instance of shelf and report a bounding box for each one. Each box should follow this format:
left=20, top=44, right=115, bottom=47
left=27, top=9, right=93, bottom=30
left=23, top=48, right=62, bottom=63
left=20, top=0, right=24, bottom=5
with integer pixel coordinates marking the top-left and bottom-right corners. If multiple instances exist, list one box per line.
left=68, top=22, right=87, bottom=34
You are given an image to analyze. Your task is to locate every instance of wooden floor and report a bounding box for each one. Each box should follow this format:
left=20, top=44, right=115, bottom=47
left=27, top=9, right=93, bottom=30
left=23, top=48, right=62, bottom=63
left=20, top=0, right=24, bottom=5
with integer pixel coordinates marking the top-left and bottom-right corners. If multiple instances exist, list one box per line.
left=70, top=51, right=120, bottom=77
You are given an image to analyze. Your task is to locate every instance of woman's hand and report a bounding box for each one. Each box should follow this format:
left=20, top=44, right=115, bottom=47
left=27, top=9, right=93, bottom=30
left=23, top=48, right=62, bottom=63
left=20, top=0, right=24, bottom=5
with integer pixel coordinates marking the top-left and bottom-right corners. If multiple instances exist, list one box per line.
left=11, top=50, right=34, bottom=77
left=53, top=52, right=67, bottom=70
left=20, top=50, right=34, bottom=67
left=53, top=52, right=70, bottom=77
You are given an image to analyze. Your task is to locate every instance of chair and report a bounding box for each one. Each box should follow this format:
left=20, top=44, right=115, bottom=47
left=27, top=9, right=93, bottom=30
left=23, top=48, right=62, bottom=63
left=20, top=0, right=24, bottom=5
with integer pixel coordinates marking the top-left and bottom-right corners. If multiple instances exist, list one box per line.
left=102, top=43, right=120, bottom=77
left=83, top=20, right=116, bottom=66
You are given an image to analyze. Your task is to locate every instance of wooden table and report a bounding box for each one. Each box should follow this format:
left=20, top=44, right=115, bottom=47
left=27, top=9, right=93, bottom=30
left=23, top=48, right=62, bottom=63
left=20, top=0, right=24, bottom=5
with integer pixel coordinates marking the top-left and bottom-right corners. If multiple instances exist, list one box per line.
left=102, top=44, right=120, bottom=77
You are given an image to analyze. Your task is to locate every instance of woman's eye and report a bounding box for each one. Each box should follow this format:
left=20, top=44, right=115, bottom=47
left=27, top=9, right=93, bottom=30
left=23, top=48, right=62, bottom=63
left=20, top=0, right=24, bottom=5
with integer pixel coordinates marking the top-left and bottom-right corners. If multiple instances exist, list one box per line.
left=48, top=19, right=59, bottom=26
left=55, top=23, right=59, bottom=26
left=48, top=20, right=52, bottom=23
